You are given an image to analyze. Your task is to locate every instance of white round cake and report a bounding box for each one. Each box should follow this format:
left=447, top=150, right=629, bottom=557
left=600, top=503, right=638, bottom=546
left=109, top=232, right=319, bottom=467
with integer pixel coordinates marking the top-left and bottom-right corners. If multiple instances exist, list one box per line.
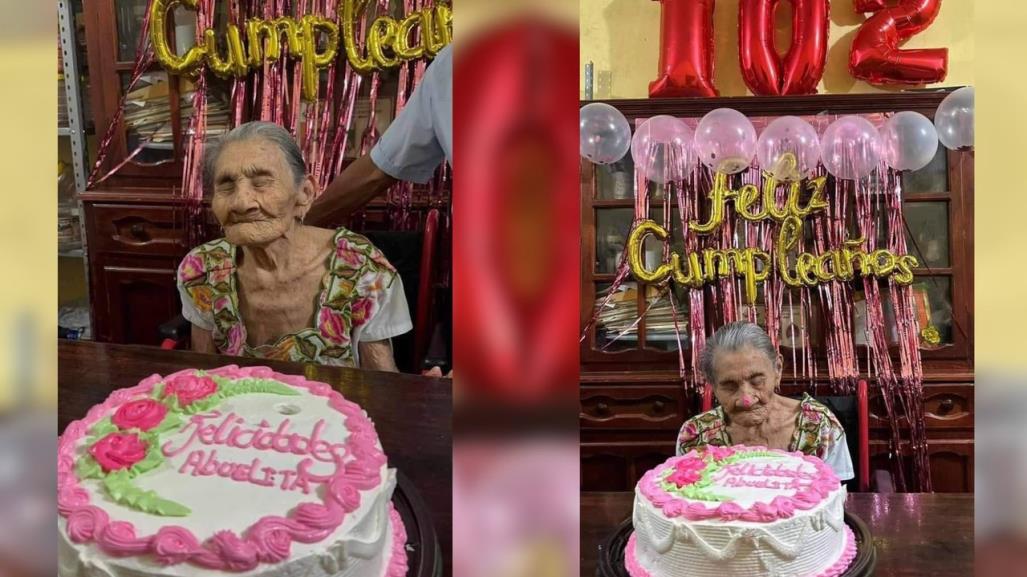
left=57, top=366, right=407, bottom=577
left=627, top=446, right=856, bottom=577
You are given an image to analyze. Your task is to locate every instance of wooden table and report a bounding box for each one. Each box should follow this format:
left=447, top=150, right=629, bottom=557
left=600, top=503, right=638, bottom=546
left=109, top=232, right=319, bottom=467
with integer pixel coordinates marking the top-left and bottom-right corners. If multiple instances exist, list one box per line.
left=58, top=340, right=453, bottom=567
left=580, top=492, right=973, bottom=577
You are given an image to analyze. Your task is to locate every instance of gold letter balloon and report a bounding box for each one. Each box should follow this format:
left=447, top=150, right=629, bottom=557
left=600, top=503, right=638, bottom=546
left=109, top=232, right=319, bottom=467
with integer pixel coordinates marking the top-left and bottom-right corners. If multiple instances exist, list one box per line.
left=149, top=0, right=453, bottom=101
left=626, top=167, right=919, bottom=303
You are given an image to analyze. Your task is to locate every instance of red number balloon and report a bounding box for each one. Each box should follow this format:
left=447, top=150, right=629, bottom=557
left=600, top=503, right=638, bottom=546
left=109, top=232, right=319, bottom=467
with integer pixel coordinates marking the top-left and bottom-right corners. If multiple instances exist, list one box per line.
left=849, top=0, right=948, bottom=85
left=738, top=0, right=829, bottom=95
left=649, top=0, right=719, bottom=98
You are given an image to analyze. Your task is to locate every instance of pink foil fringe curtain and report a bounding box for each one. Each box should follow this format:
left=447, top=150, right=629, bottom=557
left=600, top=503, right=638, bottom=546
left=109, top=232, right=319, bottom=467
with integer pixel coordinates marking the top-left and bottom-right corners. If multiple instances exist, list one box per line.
left=89, top=0, right=444, bottom=239
left=580, top=113, right=933, bottom=492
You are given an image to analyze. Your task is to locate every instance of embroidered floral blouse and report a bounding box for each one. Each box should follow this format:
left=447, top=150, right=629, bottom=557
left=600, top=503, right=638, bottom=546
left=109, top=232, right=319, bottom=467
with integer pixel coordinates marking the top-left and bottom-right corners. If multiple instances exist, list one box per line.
left=176, top=227, right=412, bottom=367
left=676, top=394, right=854, bottom=480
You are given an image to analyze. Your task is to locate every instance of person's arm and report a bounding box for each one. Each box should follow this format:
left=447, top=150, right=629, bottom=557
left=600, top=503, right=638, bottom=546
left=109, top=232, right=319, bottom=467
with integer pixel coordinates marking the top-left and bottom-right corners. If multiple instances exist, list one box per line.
left=358, top=339, right=399, bottom=372
left=305, top=155, right=398, bottom=226
left=191, top=324, right=216, bottom=353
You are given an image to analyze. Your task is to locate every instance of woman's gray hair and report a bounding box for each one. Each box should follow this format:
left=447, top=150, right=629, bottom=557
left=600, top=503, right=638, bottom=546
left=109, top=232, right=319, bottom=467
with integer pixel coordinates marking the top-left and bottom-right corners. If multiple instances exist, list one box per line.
left=699, top=322, right=778, bottom=383
left=202, top=121, right=306, bottom=191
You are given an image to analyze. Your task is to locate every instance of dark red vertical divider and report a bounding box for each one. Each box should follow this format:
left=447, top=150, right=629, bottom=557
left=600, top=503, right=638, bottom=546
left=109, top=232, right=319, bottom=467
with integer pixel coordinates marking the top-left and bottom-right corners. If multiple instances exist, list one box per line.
left=451, top=15, right=581, bottom=577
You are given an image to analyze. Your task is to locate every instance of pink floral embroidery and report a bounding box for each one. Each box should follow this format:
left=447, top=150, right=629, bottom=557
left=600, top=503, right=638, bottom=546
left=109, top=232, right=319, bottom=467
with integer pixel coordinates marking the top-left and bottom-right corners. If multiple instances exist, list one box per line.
left=226, top=324, right=245, bottom=355
left=349, top=297, right=374, bottom=327
left=178, top=254, right=204, bottom=283
left=162, top=374, right=218, bottom=407
left=213, top=296, right=232, bottom=312
left=335, top=243, right=364, bottom=268
left=111, top=399, right=168, bottom=431
left=318, top=307, right=350, bottom=345
left=89, top=432, right=148, bottom=472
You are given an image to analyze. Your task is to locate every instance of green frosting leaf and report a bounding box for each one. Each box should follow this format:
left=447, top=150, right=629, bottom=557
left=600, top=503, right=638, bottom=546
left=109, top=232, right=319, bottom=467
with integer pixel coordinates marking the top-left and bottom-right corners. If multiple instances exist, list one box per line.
left=151, top=411, right=184, bottom=435
left=103, top=472, right=191, bottom=517
left=90, top=417, right=118, bottom=438
left=129, top=442, right=166, bottom=478
left=151, top=382, right=164, bottom=400
left=76, top=455, right=103, bottom=480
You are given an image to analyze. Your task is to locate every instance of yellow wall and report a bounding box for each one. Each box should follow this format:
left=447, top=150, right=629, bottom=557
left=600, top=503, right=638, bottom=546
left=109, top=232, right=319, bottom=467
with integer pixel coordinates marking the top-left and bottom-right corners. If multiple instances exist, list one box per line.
left=581, top=0, right=974, bottom=99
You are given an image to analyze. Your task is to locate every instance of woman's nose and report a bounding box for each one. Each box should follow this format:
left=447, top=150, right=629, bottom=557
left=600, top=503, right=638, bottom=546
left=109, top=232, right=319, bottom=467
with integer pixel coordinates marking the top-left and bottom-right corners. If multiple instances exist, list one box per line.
left=739, top=394, right=756, bottom=408
left=230, top=184, right=259, bottom=211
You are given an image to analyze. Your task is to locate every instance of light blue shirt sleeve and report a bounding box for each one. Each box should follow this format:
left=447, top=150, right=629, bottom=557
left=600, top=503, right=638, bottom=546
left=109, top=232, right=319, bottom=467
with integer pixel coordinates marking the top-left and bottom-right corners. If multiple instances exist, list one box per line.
left=824, top=429, right=856, bottom=481
left=370, top=45, right=452, bottom=184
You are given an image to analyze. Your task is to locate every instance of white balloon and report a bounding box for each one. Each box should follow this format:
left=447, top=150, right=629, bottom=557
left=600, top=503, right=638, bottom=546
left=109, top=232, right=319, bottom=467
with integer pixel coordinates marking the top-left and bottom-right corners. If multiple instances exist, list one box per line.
left=580, top=103, right=632, bottom=165
left=879, top=111, right=939, bottom=172
left=934, top=87, right=974, bottom=150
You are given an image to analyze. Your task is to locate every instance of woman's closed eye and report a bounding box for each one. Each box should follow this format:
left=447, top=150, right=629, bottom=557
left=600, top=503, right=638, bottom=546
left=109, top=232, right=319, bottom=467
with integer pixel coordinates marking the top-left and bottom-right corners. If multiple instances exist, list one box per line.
left=250, top=177, right=273, bottom=189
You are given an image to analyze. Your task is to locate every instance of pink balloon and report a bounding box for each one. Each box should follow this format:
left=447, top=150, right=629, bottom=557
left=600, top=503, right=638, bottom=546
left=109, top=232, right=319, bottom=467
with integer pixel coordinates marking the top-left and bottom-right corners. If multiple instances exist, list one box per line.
left=756, top=116, right=821, bottom=182
left=694, top=108, right=757, bottom=174
left=820, top=115, right=880, bottom=180
left=631, top=115, right=696, bottom=184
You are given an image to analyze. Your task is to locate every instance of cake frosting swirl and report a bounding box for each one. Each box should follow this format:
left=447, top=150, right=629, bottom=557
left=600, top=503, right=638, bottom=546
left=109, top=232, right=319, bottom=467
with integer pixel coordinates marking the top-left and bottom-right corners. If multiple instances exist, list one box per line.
left=57, top=365, right=407, bottom=577
left=627, top=446, right=854, bottom=577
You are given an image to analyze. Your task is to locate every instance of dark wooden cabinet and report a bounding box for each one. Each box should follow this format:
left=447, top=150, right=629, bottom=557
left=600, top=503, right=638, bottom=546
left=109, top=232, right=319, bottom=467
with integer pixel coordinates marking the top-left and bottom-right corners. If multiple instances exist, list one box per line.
left=579, top=92, right=974, bottom=493
left=93, top=256, right=180, bottom=345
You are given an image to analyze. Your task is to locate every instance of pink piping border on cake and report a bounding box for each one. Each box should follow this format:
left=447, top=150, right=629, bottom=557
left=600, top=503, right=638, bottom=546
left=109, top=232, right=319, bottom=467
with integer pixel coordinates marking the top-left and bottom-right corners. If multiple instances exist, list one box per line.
left=625, top=525, right=858, bottom=577
left=57, top=365, right=389, bottom=573
left=386, top=504, right=409, bottom=577
left=638, top=446, right=841, bottom=523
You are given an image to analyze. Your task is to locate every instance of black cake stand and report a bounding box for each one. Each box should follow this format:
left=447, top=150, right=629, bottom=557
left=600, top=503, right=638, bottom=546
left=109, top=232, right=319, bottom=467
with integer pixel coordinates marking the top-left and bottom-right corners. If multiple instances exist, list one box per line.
left=596, top=511, right=877, bottom=577
left=394, top=470, right=443, bottom=577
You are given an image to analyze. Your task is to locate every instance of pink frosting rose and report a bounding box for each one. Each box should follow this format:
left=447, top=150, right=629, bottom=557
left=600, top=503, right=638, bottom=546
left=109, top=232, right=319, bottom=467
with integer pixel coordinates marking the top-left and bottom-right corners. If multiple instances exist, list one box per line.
left=153, top=526, right=200, bottom=565
left=67, top=506, right=110, bottom=543
left=89, top=432, right=148, bottom=473
left=162, top=373, right=218, bottom=406
left=666, top=456, right=705, bottom=486
left=247, top=517, right=295, bottom=563
left=111, top=399, right=168, bottom=431
left=705, top=445, right=736, bottom=461
left=328, top=477, right=363, bottom=511
left=717, top=502, right=746, bottom=521
left=294, top=503, right=345, bottom=529
left=205, top=531, right=259, bottom=572
left=97, top=521, right=150, bottom=555
left=58, top=484, right=91, bottom=515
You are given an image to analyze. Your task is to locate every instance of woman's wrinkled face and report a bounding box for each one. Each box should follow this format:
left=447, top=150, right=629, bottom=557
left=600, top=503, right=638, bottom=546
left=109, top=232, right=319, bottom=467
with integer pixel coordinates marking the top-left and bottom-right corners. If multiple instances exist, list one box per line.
left=211, top=138, right=312, bottom=246
left=710, top=346, right=782, bottom=427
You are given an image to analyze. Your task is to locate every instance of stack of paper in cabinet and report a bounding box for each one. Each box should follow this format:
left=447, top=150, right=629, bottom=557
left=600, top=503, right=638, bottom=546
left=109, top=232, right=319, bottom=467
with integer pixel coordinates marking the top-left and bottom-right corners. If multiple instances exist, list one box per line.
left=122, top=74, right=229, bottom=144
left=595, top=284, right=685, bottom=341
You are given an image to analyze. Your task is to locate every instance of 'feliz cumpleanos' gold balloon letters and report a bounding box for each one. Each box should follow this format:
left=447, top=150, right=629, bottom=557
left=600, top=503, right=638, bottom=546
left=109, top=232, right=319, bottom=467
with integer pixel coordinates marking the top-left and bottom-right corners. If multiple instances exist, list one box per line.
left=627, top=156, right=918, bottom=304
left=149, top=0, right=452, bottom=101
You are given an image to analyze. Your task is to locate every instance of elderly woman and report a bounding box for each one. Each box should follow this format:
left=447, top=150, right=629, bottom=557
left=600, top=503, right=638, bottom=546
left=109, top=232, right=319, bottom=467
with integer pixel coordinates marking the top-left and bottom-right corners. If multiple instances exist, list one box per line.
left=176, top=121, right=411, bottom=370
left=677, top=322, right=854, bottom=480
